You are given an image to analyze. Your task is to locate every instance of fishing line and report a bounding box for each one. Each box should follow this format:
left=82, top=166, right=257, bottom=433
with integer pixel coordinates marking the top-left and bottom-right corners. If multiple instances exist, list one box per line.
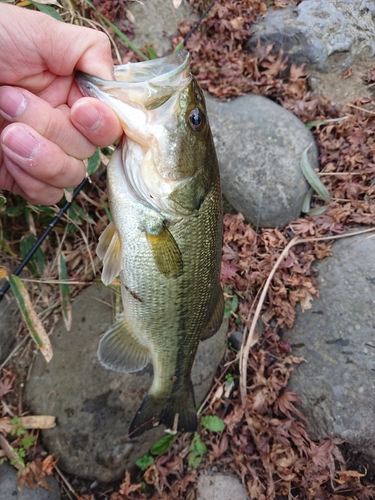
left=0, top=177, right=88, bottom=301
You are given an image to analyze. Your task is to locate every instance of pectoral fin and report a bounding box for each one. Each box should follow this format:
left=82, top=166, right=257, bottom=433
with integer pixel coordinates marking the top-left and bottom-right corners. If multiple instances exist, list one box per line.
left=98, top=313, right=150, bottom=373
left=97, top=222, right=123, bottom=286
left=201, top=289, right=224, bottom=341
left=146, top=225, right=183, bottom=278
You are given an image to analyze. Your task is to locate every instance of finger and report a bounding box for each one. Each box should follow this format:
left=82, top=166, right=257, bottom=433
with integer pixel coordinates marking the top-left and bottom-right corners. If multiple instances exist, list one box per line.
left=0, top=86, right=95, bottom=159
left=1, top=123, right=87, bottom=190
left=1, top=5, right=114, bottom=90
left=3, top=156, right=64, bottom=205
left=71, top=97, right=122, bottom=147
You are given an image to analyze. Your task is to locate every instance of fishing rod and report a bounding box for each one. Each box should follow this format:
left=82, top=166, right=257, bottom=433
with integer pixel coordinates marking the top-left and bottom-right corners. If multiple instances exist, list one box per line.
left=0, top=177, right=88, bottom=301
left=0, top=0, right=216, bottom=301
left=183, top=0, right=217, bottom=45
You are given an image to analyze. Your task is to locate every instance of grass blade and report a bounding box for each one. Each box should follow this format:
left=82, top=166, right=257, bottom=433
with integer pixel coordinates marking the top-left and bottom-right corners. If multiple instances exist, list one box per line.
left=7, top=274, right=53, bottom=362
left=86, top=148, right=101, bottom=176
left=20, top=233, right=46, bottom=277
left=58, top=254, right=72, bottom=331
left=305, top=116, right=348, bottom=130
left=301, top=144, right=330, bottom=202
left=29, top=0, right=64, bottom=21
left=82, top=0, right=148, bottom=60
left=302, top=187, right=314, bottom=214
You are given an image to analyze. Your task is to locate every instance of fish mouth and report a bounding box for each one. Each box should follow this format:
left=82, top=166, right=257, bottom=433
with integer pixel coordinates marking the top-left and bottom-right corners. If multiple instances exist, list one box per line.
left=76, top=50, right=191, bottom=110
left=75, top=50, right=194, bottom=217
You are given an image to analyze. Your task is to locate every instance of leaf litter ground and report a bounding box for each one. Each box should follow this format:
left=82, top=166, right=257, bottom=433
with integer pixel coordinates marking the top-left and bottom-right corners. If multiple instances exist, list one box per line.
left=1, top=0, right=375, bottom=498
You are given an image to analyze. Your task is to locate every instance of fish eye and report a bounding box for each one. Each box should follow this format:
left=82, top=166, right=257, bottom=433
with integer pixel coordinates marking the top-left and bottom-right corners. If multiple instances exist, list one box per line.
left=188, top=108, right=205, bottom=132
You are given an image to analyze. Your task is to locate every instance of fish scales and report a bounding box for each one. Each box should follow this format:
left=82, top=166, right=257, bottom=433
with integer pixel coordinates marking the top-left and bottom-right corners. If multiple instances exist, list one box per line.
left=76, top=50, right=223, bottom=437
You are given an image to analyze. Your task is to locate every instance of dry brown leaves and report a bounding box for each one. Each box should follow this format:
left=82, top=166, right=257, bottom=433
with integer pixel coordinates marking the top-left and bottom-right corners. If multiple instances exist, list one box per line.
left=110, top=2, right=375, bottom=499
left=2, top=0, right=375, bottom=497
left=176, top=0, right=310, bottom=100
left=17, top=455, right=58, bottom=490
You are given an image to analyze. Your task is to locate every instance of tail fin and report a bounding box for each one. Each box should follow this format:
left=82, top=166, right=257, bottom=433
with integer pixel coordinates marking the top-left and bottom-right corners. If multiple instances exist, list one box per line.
left=128, top=386, right=197, bottom=438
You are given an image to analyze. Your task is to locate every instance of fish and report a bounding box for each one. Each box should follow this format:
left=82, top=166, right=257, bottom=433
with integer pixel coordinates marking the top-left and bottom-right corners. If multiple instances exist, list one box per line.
left=76, top=50, right=223, bottom=438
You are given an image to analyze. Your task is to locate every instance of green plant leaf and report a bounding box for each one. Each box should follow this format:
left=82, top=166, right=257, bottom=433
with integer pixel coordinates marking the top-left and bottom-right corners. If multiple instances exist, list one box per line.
left=29, top=0, right=64, bottom=20
left=135, top=454, right=154, bottom=471
left=305, top=116, right=347, bottom=130
left=20, top=233, right=46, bottom=277
left=7, top=274, right=53, bottom=362
left=150, top=434, right=175, bottom=456
left=188, top=451, right=202, bottom=468
left=69, top=202, right=95, bottom=225
left=87, top=148, right=101, bottom=176
left=147, top=46, right=158, bottom=60
left=2, top=205, right=24, bottom=217
left=301, top=144, right=330, bottom=202
left=201, top=415, right=225, bottom=432
left=0, top=194, right=6, bottom=209
left=306, top=205, right=328, bottom=216
left=302, top=187, right=314, bottom=214
left=224, top=293, right=238, bottom=319
left=21, top=435, right=36, bottom=451
left=174, top=41, right=184, bottom=52
left=189, top=432, right=206, bottom=456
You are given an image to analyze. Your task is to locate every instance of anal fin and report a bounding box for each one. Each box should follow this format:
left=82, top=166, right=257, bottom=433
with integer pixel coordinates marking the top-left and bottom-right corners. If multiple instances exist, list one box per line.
left=201, top=289, right=224, bottom=341
left=97, top=222, right=123, bottom=286
left=98, top=313, right=149, bottom=373
left=146, top=225, right=183, bottom=278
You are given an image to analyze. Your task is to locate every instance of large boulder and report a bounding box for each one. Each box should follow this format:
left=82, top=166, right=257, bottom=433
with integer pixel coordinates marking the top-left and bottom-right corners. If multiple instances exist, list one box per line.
left=284, top=232, right=375, bottom=465
left=206, top=93, right=317, bottom=228
left=247, top=0, right=375, bottom=106
left=247, top=0, right=375, bottom=73
left=25, top=285, right=228, bottom=482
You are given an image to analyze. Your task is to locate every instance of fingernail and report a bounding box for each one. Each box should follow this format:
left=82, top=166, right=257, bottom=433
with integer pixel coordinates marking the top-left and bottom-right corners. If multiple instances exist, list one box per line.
left=74, top=102, right=102, bottom=131
left=0, top=87, right=26, bottom=120
left=2, top=126, right=39, bottom=159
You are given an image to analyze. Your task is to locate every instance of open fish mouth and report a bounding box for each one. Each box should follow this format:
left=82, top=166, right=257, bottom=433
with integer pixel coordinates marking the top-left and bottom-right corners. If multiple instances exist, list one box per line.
left=76, top=50, right=192, bottom=111
left=76, top=50, right=199, bottom=216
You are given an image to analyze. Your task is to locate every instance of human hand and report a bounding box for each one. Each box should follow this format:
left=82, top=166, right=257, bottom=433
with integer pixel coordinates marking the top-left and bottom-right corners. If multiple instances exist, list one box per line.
left=0, top=4, right=122, bottom=205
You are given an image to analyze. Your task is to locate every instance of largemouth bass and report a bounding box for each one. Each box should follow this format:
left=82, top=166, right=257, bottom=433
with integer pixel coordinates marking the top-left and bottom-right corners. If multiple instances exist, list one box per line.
left=76, top=50, right=223, bottom=438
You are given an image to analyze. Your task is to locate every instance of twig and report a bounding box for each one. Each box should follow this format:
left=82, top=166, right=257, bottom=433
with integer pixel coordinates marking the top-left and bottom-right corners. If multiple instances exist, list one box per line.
left=318, top=172, right=363, bottom=176
left=239, top=226, right=375, bottom=406
left=239, top=236, right=298, bottom=404
left=54, top=466, right=77, bottom=500
left=347, top=103, right=375, bottom=115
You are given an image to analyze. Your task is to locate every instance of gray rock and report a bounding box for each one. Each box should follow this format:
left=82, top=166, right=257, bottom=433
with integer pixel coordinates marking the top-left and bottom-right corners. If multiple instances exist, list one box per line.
left=0, top=293, right=20, bottom=363
left=25, top=285, right=228, bottom=482
left=196, top=473, right=249, bottom=500
left=0, top=463, right=61, bottom=500
left=284, top=233, right=375, bottom=463
left=206, top=93, right=317, bottom=228
left=247, top=0, right=375, bottom=73
left=128, top=0, right=194, bottom=56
